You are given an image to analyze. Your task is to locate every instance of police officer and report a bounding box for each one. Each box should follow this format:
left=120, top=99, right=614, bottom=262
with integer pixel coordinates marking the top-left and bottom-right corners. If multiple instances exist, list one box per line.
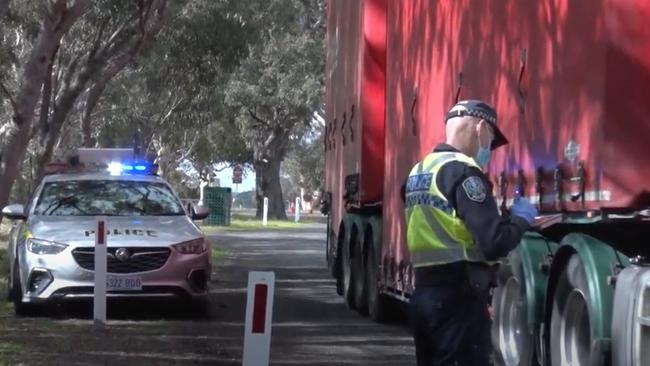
left=404, top=100, right=538, bottom=366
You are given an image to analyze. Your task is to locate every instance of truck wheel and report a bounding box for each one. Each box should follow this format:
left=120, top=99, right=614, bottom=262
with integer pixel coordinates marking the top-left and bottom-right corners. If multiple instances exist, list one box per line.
left=492, top=251, right=537, bottom=366
left=492, top=275, right=536, bottom=366
left=342, top=231, right=356, bottom=309
left=352, top=236, right=368, bottom=315
left=548, top=254, right=592, bottom=366
left=492, top=251, right=536, bottom=366
left=334, top=226, right=345, bottom=296
left=365, top=237, right=390, bottom=322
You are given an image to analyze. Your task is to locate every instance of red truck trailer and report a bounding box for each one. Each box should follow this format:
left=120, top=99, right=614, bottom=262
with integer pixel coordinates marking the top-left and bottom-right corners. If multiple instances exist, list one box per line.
left=323, top=1, right=650, bottom=365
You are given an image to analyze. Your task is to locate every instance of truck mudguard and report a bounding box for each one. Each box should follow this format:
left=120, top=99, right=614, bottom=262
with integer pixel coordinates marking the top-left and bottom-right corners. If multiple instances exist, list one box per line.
left=516, top=233, right=559, bottom=329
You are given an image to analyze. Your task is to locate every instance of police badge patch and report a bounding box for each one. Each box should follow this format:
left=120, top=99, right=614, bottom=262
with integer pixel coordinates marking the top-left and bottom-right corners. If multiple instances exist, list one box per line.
left=462, top=176, right=486, bottom=203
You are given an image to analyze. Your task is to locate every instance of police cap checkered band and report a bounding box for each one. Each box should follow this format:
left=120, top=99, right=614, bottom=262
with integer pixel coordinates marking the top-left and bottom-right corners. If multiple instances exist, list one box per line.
left=445, top=100, right=497, bottom=124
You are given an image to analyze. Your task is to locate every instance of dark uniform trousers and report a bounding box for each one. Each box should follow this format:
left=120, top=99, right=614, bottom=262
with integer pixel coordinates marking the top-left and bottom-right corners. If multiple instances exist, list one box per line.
left=409, top=262, right=492, bottom=366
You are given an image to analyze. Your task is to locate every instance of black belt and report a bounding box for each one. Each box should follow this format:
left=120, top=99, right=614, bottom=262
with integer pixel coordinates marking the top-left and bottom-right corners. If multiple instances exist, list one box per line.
left=414, top=262, right=467, bottom=287
left=415, top=261, right=497, bottom=288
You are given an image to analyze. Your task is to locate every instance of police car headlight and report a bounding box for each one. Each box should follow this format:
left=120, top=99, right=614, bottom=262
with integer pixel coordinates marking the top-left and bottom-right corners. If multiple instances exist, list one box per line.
left=172, top=238, right=208, bottom=254
left=27, top=238, right=68, bottom=255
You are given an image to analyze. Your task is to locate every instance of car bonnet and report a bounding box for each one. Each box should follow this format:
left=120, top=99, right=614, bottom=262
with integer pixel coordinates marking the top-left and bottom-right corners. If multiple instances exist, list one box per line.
left=26, top=215, right=203, bottom=247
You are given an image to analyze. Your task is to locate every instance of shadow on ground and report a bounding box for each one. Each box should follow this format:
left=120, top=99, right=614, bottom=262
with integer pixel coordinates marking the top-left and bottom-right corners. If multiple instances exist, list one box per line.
left=0, top=225, right=415, bottom=365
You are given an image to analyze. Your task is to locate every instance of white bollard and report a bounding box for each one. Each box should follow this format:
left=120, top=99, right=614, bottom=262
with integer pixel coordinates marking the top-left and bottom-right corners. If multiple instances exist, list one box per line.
left=294, top=197, right=300, bottom=222
left=94, top=216, right=107, bottom=326
left=263, top=197, right=268, bottom=226
left=242, top=271, right=275, bottom=366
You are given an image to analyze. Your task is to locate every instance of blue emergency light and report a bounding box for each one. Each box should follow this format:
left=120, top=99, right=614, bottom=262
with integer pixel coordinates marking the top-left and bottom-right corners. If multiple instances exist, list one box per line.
left=107, top=162, right=153, bottom=175
left=76, top=148, right=157, bottom=176
left=120, top=164, right=147, bottom=171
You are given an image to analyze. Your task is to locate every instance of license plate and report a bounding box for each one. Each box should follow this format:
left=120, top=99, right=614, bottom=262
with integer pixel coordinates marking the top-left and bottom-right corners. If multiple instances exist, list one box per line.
left=106, top=276, right=142, bottom=291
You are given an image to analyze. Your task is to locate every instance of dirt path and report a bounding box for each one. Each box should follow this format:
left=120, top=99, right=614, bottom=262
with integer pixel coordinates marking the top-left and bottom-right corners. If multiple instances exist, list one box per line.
left=0, top=225, right=415, bottom=365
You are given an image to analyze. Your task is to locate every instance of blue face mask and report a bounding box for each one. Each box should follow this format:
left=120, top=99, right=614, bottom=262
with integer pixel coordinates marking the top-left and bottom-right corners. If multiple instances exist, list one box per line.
left=475, top=146, right=491, bottom=167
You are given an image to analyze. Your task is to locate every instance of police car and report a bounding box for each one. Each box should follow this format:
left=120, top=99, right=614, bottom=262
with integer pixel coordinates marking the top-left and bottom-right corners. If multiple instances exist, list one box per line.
left=1, top=148, right=212, bottom=315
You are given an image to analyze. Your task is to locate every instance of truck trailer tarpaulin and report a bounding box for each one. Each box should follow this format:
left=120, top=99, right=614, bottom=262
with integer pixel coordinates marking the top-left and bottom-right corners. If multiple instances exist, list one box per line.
left=323, top=1, right=650, bottom=365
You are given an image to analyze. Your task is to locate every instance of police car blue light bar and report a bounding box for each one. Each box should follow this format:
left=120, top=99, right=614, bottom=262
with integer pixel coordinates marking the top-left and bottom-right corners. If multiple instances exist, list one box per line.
left=107, top=162, right=152, bottom=175
left=77, top=148, right=156, bottom=175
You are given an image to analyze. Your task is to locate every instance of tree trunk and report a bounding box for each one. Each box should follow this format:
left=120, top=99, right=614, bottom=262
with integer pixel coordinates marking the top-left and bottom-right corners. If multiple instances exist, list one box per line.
left=255, top=157, right=287, bottom=220
left=0, top=0, right=87, bottom=226
left=34, top=64, right=97, bottom=182
left=0, top=124, right=31, bottom=214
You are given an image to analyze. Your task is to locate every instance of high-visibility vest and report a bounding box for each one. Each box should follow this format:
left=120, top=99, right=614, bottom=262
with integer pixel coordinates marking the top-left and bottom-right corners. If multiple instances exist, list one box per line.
left=404, top=151, right=488, bottom=268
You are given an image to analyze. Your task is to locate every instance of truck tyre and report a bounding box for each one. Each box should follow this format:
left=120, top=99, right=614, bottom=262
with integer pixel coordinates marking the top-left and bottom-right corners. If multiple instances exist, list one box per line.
left=334, top=225, right=346, bottom=296
left=352, top=234, right=368, bottom=315
left=342, top=230, right=356, bottom=309
left=365, top=235, right=390, bottom=322
left=548, top=253, right=593, bottom=366
left=491, top=264, right=536, bottom=366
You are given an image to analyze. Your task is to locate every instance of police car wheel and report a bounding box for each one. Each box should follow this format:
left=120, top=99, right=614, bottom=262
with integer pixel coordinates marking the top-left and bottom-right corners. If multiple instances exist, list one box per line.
left=12, top=261, right=38, bottom=317
left=548, top=254, right=593, bottom=366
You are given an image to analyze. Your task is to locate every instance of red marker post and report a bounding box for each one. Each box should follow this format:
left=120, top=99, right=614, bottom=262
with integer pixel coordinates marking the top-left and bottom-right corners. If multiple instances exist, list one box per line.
left=243, top=271, right=275, bottom=366
left=94, top=216, right=107, bottom=326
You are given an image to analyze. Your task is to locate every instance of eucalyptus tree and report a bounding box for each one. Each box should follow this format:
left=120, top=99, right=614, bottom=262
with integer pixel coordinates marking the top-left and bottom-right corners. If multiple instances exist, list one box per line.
left=225, top=0, right=324, bottom=219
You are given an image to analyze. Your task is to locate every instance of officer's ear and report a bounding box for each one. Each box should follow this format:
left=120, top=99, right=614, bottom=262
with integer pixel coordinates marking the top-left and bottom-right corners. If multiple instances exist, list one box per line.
left=476, top=120, right=492, bottom=146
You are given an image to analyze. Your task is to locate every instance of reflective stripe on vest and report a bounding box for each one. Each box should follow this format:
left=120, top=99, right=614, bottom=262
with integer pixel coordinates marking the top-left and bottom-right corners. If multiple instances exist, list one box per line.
left=405, top=151, right=488, bottom=267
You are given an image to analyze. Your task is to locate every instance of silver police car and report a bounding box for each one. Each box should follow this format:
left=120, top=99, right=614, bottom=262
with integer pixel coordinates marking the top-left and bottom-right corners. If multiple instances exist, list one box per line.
left=1, top=156, right=212, bottom=315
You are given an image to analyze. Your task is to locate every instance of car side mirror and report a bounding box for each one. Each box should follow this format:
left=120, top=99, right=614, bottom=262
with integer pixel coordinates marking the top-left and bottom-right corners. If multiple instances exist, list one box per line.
left=2, top=204, right=26, bottom=221
left=191, top=205, right=210, bottom=221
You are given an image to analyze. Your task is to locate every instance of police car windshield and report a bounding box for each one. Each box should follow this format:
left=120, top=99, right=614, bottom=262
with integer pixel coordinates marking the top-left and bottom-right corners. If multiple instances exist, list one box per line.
left=33, top=180, right=185, bottom=216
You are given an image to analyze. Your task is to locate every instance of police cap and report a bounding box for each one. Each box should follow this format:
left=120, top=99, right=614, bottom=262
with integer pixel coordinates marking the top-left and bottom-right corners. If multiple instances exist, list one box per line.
left=445, top=100, right=508, bottom=150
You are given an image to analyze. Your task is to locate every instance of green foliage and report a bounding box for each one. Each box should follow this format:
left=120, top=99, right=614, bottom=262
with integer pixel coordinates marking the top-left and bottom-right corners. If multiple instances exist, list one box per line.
left=0, top=221, right=10, bottom=243
left=283, top=118, right=324, bottom=194
left=1, top=0, right=325, bottom=210
left=221, top=0, right=324, bottom=218
left=224, top=0, right=324, bottom=161
left=94, top=0, right=257, bottom=192
left=201, top=218, right=307, bottom=232
left=233, top=190, right=255, bottom=208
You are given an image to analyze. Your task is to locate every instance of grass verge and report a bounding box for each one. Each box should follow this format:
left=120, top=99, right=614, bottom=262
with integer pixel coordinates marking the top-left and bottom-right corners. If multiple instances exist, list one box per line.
left=0, top=221, right=10, bottom=246
left=211, top=246, right=225, bottom=263
left=200, top=218, right=310, bottom=233
left=231, top=213, right=327, bottom=224
left=0, top=341, right=25, bottom=357
left=0, top=248, right=10, bottom=316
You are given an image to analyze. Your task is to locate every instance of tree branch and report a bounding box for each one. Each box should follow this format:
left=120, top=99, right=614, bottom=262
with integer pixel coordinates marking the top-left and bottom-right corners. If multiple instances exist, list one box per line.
left=87, top=17, right=109, bottom=62
left=177, top=135, right=199, bottom=162
left=80, top=0, right=168, bottom=147
left=154, top=93, right=184, bottom=126
left=213, top=163, right=235, bottom=173
left=247, top=108, right=270, bottom=127
left=0, top=81, right=17, bottom=112
left=140, top=0, right=154, bottom=33
left=37, top=43, right=59, bottom=142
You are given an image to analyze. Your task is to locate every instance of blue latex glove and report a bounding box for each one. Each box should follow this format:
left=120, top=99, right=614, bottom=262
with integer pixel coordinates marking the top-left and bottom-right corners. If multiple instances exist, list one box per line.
left=511, top=198, right=538, bottom=225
